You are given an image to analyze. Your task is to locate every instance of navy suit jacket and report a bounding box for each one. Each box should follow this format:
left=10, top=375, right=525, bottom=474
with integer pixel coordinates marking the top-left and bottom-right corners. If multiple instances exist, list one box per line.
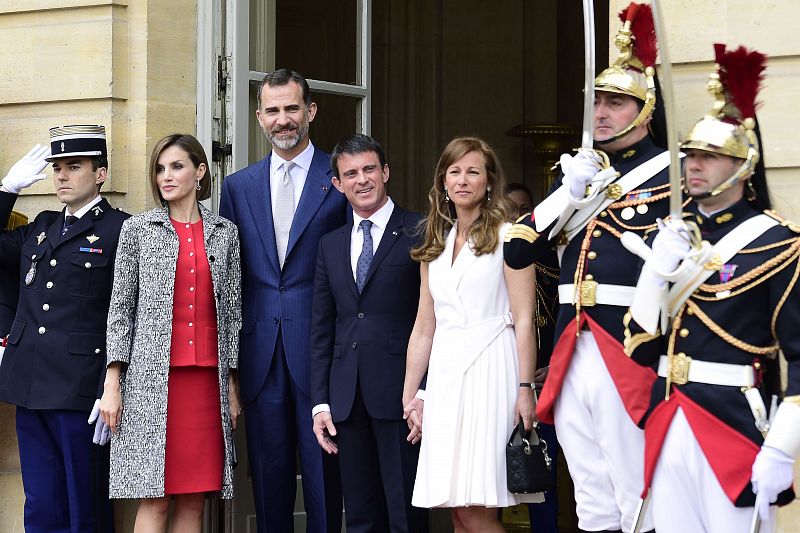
left=220, top=147, right=348, bottom=403
left=309, top=205, right=422, bottom=422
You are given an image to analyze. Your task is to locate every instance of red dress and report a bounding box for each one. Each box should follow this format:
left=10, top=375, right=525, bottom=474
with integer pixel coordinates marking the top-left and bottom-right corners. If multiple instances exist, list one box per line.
left=164, top=219, right=224, bottom=494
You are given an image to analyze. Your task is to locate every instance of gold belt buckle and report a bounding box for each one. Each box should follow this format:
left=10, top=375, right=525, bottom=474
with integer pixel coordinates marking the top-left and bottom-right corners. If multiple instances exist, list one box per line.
left=579, top=279, right=597, bottom=307
left=669, top=352, right=692, bottom=385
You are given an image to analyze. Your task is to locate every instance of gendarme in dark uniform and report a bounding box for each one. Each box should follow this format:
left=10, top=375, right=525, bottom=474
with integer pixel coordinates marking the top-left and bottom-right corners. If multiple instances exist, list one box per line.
left=0, top=125, right=129, bottom=533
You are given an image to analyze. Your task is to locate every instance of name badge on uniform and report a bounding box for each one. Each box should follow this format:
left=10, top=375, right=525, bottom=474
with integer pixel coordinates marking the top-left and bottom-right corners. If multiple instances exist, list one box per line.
left=25, top=254, right=40, bottom=286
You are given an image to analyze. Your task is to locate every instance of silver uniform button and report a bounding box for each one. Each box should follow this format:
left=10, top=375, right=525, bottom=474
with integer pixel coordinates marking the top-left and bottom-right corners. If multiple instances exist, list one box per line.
left=38, top=326, right=46, bottom=334
left=46, top=281, right=54, bottom=289
left=50, top=259, right=57, bottom=267
left=42, top=304, right=50, bottom=311
left=84, top=262, right=92, bottom=268
left=95, top=348, right=101, bottom=354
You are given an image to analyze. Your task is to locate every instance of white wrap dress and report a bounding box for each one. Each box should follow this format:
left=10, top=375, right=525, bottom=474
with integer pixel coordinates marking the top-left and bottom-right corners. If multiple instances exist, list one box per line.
left=412, top=223, right=544, bottom=508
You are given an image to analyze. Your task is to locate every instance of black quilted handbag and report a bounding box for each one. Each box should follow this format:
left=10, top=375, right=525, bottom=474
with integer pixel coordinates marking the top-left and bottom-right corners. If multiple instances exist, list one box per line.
left=506, top=421, right=554, bottom=494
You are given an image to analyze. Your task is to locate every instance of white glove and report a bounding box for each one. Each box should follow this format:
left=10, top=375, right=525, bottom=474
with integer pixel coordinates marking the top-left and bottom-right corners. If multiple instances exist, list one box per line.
left=1, top=144, right=51, bottom=194
left=751, top=445, right=794, bottom=521
left=645, top=218, right=692, bottom=284
left=560, top=151, right=601, bottom=202
left=88, top=399, right=111, bottom=446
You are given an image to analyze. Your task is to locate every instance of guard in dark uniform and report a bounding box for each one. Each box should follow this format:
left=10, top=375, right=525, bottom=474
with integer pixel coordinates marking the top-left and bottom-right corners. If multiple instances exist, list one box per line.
left=0, top=125, right=130, bottom=533
left=0, top=210, right=27, bottom=336
left=624, top=44, right=799, bottom=533
left=504, top=4, right=668, bottom=532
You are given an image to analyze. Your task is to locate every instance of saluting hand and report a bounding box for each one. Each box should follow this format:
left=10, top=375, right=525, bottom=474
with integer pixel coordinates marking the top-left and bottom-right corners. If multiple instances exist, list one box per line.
left=1, top=144, right=51, bottom=194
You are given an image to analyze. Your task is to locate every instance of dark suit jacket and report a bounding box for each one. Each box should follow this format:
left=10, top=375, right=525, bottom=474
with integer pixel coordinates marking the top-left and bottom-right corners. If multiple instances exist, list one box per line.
left=220, top=147, right=348, bottom=403
left=309, top=205, right=422, bottom=422
left=0, top=191, right=130, bottom=411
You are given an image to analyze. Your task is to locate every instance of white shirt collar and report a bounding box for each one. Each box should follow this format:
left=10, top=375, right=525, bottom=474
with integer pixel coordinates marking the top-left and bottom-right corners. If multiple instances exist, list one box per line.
left=270, top=141, right=316, bottom=175
left=353, top=197, right=395, bottom=232
left=67, top=195, right=103, bottom=219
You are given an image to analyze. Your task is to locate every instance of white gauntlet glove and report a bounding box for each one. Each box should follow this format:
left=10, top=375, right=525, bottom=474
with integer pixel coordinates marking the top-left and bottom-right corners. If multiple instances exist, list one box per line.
left=1, top=144, right=51, bottom=194
left=560, top=151, right=601, bottom=203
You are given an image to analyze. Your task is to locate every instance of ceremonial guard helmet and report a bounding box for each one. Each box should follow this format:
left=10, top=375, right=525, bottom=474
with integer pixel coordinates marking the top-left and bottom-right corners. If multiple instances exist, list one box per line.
left=594, top=3, right=666, bottom=147
left=682, top=44, right=769, bottom=208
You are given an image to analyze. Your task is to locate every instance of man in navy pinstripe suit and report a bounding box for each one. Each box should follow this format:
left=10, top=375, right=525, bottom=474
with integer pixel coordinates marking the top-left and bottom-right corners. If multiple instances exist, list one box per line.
left=220, top=69, right=347, bottom=533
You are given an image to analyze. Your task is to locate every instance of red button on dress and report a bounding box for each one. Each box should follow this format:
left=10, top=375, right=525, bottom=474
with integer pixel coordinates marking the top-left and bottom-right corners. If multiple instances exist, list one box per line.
left=164, top=219, right=223, bottom=494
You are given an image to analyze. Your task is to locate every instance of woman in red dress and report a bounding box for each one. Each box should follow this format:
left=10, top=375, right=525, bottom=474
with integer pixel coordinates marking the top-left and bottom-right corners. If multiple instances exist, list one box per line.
left=101, top=134, right=242, bottom=532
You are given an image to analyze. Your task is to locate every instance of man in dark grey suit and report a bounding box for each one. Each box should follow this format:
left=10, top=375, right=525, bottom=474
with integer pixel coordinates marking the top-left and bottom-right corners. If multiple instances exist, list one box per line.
left=310, top=134, right=428, bottom=533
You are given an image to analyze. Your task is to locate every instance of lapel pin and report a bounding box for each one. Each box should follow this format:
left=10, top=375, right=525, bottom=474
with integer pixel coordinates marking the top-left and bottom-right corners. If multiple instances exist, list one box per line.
left=86, top=234, right=100, bottom=244
left=392, top=231, right=399, bottom=236
left=322, top=185, right=328, bottom=191
left=92, top=205, right=103, bottom=216
left=36, top=232, right=46, bottom=245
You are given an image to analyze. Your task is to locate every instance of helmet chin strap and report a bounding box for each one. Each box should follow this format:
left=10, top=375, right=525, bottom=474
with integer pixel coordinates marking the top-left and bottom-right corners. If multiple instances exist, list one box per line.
left=686, top=130, right=760, bottom=201
left=596, top=73, right=657, bottom=147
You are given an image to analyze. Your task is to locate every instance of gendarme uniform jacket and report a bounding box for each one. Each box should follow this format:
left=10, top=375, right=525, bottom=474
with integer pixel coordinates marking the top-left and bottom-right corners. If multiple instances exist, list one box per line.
left=504, top=136, right=673, bottom=425
left=105, top=205, right=241, bottom=499
left=0, top=191, right=130, bottom=411
left=625, top=199, right=800, bottom=507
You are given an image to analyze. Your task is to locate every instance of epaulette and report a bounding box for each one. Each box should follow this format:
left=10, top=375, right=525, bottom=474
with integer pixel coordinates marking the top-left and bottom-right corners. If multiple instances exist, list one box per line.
left=764, top=210, right=800, bottom=234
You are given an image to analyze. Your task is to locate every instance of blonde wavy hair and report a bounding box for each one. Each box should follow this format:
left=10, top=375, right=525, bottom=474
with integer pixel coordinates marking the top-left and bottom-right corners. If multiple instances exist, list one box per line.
left=411, top=137, right=514, bottom=263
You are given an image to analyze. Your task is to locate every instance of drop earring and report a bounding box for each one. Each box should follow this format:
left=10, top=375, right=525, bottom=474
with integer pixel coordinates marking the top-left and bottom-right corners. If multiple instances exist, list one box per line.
left=486, top=186, right=492, bottom=203
left=196, top=180, right=202, bottom=191
left=444, top=186, right=450, bottom=203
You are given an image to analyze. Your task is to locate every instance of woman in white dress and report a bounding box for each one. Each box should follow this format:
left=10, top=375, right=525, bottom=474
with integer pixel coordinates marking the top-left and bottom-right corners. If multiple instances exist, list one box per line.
left=403, top=137, right=541, bottom=532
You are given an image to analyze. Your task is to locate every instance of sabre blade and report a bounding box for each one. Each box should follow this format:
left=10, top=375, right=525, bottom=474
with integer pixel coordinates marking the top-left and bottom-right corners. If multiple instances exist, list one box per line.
left=581, top=0, right=596, bottom=149
left=650, top=0, right=683, bottom=220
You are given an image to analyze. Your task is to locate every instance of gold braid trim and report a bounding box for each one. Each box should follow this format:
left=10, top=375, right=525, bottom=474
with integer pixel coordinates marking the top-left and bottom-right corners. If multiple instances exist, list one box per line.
left=504, top=224, right=540, bottom=244
left=664, top=305, right=686, bottom=400
left=684, top=299, right=778, bottom=355
left=535, top=263, right=559, bottom=280
left=593, top=219, right=624, bottom=239
left=694, top=241, right=800, bottom=299
left=771, top=253, right=800, bottom=340
left=572, top=219, right=598, bottom=334
left=623, top=312, right=660, bottom=357
left=739, top=238, right=798, bottom=254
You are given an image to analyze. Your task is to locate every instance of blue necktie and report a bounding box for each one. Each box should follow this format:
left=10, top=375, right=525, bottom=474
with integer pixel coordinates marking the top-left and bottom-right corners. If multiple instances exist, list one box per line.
left=62, top=215, right=78, bottom=236
left=356, top=220, right=373, bottom=293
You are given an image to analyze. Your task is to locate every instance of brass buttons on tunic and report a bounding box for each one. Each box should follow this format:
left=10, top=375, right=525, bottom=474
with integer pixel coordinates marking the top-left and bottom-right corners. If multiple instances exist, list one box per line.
left=679, top=328, right=689, bottom=338
left=588, top=251, right=597, bottom=260
left=592, top=230, right=602, bottom=238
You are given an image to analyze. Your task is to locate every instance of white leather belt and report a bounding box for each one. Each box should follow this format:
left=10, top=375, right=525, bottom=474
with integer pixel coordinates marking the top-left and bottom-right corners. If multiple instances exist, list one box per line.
left=657, top=355, right=755, bottom=388
left=558, top=283, right=636, bottom=307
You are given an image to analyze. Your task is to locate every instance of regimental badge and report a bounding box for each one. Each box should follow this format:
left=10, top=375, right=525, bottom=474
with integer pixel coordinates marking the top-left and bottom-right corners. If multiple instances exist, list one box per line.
left=86, top=234, right=100, bottom=244
left=606, top=183, right=623, bottom=200
left=91, top=205, right=104, bottom=216
left=719, top=263, right=738, bottom=283
left=36, top=232, right=46, bottom=245
left=716, top=213, right=734, bottom=224
left=60, top=141, right=65, bottom=152
left=622, top=149, right=636, bottom=159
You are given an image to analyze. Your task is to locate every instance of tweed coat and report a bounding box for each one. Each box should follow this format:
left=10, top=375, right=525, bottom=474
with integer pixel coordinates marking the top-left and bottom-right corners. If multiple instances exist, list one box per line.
left=106, top=204, right=241, bottom=499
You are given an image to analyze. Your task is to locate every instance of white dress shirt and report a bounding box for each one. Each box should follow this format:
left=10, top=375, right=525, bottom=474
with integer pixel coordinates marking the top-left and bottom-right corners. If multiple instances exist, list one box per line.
left=66, top=194, right=103, bottom=220
left=350, top=197, right=395, bottom=282
left=269, top=142, right=315, bottom=212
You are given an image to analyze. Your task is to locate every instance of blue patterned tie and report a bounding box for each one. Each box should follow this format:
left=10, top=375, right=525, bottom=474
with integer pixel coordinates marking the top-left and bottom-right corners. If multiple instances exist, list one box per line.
left=356, top=220, right=373, bottom=293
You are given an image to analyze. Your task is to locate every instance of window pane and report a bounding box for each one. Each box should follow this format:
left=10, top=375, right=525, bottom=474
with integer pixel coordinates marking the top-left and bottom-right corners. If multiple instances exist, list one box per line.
left=248, top=83, right=359, bottom=165
left=274, top=0, right=358, bottom=85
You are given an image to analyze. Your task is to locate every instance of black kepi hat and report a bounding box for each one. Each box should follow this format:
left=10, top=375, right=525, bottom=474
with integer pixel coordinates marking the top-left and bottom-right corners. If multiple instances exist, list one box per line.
left=46, top=124, right=107, bottom=161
